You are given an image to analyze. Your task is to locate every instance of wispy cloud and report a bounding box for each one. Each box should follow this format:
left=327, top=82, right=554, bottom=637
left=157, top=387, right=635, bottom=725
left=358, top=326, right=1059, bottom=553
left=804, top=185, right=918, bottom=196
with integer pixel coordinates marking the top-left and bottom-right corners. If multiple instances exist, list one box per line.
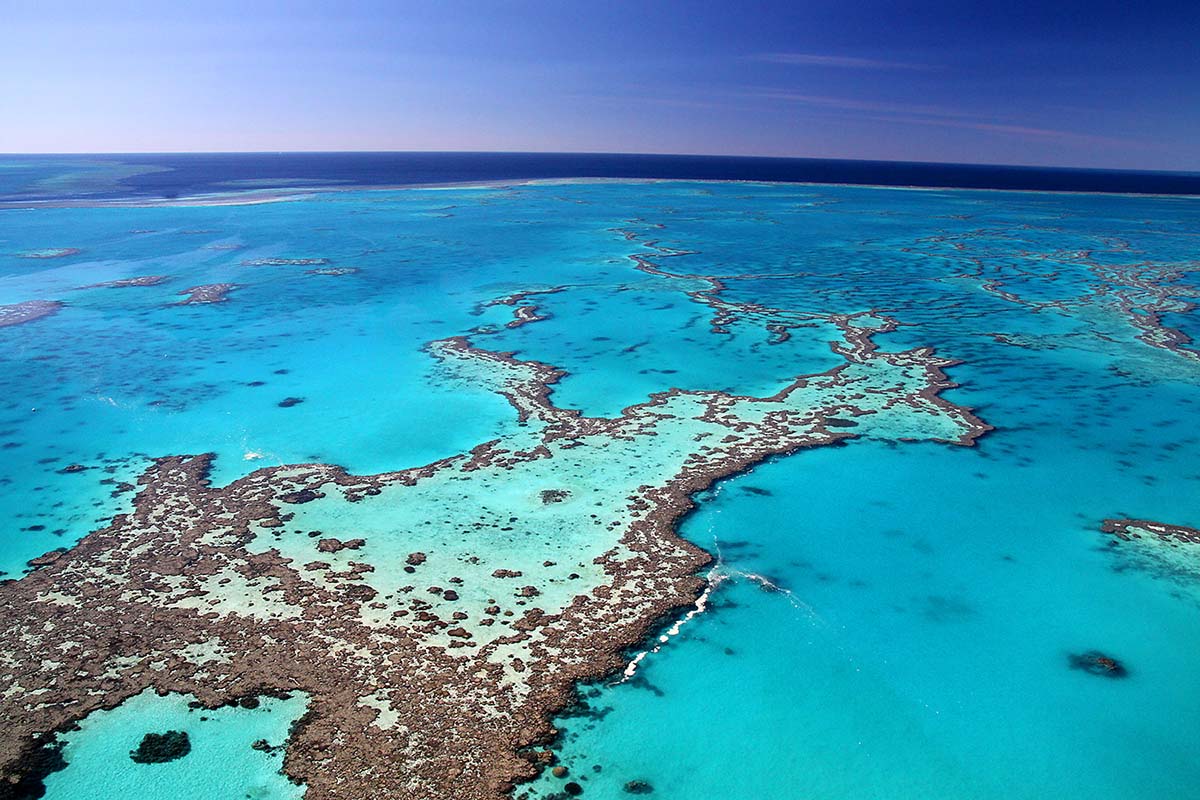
left=566, top=93, right=728, bottom=111
left=568, top=85, right=1145, bottom=152
left=752, top=52, right=931, bottom=71
left=753, top=91, right=974, bottom=119
left=855, top=114, right=1137, bottom=148
left=753, top=90, right=1136, bottom=149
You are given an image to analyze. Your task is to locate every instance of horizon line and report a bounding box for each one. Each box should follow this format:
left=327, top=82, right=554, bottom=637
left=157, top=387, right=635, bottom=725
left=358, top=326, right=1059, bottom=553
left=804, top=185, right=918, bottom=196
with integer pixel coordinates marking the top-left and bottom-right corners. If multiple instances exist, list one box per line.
left=1, top=149, right=1197, bottom=177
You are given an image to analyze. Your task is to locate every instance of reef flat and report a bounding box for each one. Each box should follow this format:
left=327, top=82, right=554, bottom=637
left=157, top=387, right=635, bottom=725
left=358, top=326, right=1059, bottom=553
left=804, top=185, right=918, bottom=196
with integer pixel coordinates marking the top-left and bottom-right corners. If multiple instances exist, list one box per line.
left=1103, top=518, right=1200, bottom=546
left=0, top=243, right=985, bottom=797
left=1100, top=518, right=1200, bottom=597
left=75, top=276, right=171, bottom=290
left=13, top=248, right=81, bottom=260
left=0, top=300, right=63, bottom=328
left=176, top=283, right=239, bottom=304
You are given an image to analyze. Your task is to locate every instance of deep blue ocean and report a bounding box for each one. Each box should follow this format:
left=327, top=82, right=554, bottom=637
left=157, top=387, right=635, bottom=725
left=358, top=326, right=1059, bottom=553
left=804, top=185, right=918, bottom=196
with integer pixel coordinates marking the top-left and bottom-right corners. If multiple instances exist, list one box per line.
left=0, top=152, right=1198, bottom=204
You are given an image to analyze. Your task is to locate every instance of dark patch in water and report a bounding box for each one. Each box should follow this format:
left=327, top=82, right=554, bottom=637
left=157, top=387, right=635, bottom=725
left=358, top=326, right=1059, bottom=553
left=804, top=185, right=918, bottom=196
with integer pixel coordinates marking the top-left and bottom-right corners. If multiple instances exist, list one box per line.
left=129, top=730, right=191, bottom=764
left=7, top=735, right=66, bottom=799
left=921, top=594, right=976, bottom=622
left=251, top=738, right=282, bottom=755
left=911, top=538, right=935, bottom=555
left=558, top=699, right=612, bottom=722
left=626, top=675, right=665, bottom=697
left=280, top=488, right=321, bottom=504
left=1068, top=651, right=1128, bottom=678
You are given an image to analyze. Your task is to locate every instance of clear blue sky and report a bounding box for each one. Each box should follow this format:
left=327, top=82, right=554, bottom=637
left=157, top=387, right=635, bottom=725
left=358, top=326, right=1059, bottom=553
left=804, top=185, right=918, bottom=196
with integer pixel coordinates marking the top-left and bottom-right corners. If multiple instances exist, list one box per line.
left=2, top=0, right=1197, bottom=169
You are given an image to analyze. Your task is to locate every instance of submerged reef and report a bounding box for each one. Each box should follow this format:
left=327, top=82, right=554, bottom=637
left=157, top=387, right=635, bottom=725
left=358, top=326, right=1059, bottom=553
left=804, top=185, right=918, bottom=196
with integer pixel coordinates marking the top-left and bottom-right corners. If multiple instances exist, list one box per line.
left=14, top=248, right=81, bottom=259
left=906, top=228, right=1200, bottom=375
left=1068, top=651, right=1128, bottom=678
left=129, top=731, right=191, bottom=764
left=1100, top=518, right=1200, bottom=593
left=0, top=233, right=988, bottom=799
left=0, top=736, right=65, bottom=798
left=306, top=267, right=360, bottom=276
left=0, top=301, right=63, bottom=328
left=76, top=275, right=171, bottom=290
left=242, top=257, right=330, bottom=267
left=1102, top=518, right=1200, bottom=547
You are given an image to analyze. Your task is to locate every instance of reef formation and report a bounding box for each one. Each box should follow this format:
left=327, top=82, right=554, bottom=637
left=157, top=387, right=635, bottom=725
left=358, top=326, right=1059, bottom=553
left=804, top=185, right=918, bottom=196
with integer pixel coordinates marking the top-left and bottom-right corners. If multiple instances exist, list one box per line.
left=14, top=248, right=81, bottom=259
left=76, top=276, right=171, bottom=290
left=907, top=227, right=1200, bottom=374
left=0, top=233, right=989, bottom=799
left=176, top=283, right=239, bottom=304
left=0, top=301, right=63, bottom=329
left=1102, top=518, right=1200, bottom=546
left=129, top=731, right=191, bottom=764
left=306, top=267, right=360, bottom=276
left=243, top=257, right=331, bottom=267
left=1100, top=518, right=1200, bottom=593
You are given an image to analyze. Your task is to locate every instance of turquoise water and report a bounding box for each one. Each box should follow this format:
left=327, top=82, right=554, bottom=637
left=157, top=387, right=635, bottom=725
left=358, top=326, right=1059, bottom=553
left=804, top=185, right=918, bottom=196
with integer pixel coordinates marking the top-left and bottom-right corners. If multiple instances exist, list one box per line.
left=2, top=179, right=1198, bottom=798
left=43, top=691, right=307, bottom=800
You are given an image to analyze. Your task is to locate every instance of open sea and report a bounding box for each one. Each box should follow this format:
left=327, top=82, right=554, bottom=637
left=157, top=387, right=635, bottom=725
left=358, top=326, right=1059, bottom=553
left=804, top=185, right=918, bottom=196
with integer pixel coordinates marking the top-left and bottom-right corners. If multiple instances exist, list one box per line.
left=1, top=153, right=1198, bottom=799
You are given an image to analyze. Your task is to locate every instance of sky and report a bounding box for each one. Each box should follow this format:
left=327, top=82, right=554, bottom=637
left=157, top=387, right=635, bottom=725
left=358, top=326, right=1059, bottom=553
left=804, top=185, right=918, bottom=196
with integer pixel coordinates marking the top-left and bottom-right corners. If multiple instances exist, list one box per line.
left=1, top=0, right=1197, bottom=170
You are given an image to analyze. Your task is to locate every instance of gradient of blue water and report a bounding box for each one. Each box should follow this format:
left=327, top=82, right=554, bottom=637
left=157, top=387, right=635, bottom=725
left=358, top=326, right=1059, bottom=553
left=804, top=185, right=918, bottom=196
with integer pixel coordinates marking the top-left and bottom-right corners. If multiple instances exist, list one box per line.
left=2, top=176, right=1197, bottom=799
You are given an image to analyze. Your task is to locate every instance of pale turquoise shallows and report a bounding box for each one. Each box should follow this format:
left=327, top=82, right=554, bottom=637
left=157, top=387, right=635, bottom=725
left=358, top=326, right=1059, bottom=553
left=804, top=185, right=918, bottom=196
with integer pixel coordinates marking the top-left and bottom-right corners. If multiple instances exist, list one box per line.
left=41, top=691, right=307, bottom=800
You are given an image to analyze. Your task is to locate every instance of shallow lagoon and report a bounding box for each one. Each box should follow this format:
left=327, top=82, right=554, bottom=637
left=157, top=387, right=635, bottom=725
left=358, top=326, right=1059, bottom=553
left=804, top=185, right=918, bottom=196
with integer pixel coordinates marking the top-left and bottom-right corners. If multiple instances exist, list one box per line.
left=44, top=690, right=306, bottom=800
left=2, top=178, right=1198, bottom=798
